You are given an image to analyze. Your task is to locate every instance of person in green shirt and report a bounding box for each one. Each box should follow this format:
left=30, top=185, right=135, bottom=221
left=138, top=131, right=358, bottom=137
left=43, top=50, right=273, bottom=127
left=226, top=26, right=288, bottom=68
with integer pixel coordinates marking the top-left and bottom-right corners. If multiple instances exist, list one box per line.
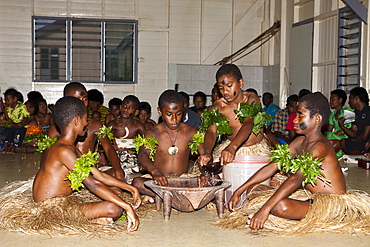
left=325, top=89, right=353, bottom=157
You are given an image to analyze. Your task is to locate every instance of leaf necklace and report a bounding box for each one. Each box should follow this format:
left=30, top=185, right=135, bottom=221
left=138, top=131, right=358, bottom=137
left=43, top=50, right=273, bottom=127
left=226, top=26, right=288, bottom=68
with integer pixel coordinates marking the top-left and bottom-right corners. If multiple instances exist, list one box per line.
left=162, top=122, right=179, bottom=155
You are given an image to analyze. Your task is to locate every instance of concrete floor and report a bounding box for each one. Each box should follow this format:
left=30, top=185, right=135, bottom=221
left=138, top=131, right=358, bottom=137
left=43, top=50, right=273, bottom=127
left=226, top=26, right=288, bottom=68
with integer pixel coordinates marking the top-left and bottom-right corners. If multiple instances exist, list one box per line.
left=0, top=153, right=369, bottom=247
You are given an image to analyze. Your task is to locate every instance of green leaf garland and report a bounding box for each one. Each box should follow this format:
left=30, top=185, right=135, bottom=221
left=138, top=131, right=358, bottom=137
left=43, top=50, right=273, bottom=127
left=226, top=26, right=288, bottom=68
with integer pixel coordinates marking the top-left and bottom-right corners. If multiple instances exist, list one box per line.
left=188, top=131, right=204, bottom=155
left=199, top=108, right=233, bottom=136
left=133, top=134, right=159, bottom=161
left=36, top=135, right=57, bottom=153
left=65, top=150, right=99, bottom=191
left=234, top=102, right=272, bottom=135
left=95, top=125, right=114, bottom=141
left=269, top=144, right=326, bottom=186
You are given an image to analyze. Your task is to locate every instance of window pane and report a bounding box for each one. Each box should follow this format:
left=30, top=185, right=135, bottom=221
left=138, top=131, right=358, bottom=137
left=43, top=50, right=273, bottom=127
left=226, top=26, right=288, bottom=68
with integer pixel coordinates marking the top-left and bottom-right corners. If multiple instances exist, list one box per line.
left=105, top=22, right=134, bottom=81
left=34, top=19, right=66, bottom=80
left=72, top=20, right=101, bottom=81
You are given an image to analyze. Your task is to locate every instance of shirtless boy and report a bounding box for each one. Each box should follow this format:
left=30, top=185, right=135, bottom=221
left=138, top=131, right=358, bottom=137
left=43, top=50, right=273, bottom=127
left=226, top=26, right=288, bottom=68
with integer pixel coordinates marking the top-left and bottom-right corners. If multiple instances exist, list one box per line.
left=33, top=96, right=140, bottom=231
left=132, top=90, right=198, bottom=198
left=106, top=95, right=146, bottom=180
left=198, top=64, right=271, bottom=167
left=48, top=82, right=125, bottom=181
left=228, top=92, right=346, bottom=230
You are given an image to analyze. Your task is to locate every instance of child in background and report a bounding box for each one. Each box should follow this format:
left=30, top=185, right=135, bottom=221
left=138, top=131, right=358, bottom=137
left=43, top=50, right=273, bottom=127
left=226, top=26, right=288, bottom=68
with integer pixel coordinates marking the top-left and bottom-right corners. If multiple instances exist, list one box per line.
left=105, top=98, right=122, bottom=124
left=107, top=95, right=146, bottom=182
left=35, top=98, right=54, bottom=133
left=2, top=88, right=30, bottom=153
left=92, top=111, right=102, bottom=122
left=138, top=101, right=156, bottom=130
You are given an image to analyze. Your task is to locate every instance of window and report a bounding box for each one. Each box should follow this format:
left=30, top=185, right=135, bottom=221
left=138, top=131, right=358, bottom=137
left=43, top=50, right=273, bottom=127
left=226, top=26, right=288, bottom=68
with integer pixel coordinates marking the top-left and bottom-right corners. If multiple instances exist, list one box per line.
left=337, top=8, right=361, bottom=91
left=33, top=17, right=138, bottom=84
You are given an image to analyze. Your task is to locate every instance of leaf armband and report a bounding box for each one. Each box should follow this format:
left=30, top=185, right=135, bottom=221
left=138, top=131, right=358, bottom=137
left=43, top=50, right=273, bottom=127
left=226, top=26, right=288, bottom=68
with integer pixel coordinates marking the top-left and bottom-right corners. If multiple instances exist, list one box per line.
left=36, top=135, right=57, bottom=153
left=234, top=102, right=272, bottom=135
left=199, top=108, right=233, bottom=136
left=270, top=144, right=326, bottom=186
left=188, top=131, right=205, bottom=155
left=133, top=134, right=159, bottom=161
left=95, top=125, right=114, bottom=141
left=65, top=151, right=99, bottom=191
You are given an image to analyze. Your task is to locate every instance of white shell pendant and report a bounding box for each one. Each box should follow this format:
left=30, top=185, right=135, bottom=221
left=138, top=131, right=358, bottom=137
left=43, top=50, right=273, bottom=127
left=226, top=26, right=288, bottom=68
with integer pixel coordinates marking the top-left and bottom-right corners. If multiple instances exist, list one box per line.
left=168, top=145, right=179, bottom=155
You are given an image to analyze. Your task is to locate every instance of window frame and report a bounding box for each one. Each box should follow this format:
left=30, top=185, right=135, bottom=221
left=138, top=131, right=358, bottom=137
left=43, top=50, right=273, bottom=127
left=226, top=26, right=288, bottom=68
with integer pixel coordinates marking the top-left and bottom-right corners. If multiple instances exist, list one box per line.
left=32, top=16, right=138, bottom=84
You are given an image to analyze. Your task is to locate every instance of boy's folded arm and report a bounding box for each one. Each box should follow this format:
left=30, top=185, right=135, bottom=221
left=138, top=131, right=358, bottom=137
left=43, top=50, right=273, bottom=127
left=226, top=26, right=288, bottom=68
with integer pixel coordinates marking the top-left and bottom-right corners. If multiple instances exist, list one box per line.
left=91, top=167, right=135, bottom=193
left=83, top=175, right=134, bottom=211
left=99, top=136, right=125, bottom=180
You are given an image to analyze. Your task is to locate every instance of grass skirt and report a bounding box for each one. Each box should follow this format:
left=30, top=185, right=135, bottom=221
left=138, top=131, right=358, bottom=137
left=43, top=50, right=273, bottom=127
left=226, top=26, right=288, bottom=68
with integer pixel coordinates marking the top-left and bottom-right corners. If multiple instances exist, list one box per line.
left=215, top=188, right=370, bottom=236
left=212, top=137, right=271, bottom=162
left=0, top=177, right=155, bottom=236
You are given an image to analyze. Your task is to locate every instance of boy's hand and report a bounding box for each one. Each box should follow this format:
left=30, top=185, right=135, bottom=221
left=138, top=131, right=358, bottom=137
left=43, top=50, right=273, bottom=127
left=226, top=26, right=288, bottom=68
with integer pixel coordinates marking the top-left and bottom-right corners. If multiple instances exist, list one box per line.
left=338, top=117, right=345, bottom=127
left=220, top=146, right=237, bottom=165
left=228, top=193, right=241, bottom=211
left=198, top=153, right=212, bottom=167
left=131, top=187, right=142, bottom=209
left=126, top=208, right=140, bottom=232
left=152, top=170, right=168, bottom=186
left=249, top=208, right=269, bottom=230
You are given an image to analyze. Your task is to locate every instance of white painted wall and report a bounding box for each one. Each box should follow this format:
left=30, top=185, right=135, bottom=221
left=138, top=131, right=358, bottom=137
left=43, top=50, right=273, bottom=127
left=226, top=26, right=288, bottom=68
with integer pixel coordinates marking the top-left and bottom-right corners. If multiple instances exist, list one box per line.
left=0, top=0, right=275, bottom=120
left=3, top=0, right=370, bottom=121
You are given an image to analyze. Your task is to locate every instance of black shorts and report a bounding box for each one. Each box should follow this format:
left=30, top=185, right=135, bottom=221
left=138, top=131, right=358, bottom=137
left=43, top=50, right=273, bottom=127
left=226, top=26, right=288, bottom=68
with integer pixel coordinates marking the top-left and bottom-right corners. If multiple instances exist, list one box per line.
left=344, top=139, right=366, bottom=153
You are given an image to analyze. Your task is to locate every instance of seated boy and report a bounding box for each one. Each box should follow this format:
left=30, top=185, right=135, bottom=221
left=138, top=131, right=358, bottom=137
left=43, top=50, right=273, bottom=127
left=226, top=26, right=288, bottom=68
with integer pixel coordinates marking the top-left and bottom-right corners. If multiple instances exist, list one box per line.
left=48, top=82, right=125, bottom=181
left=228, top=92, right=346, bottom=230
left=2, top=88, right=30, bottom=153
left=198, top=64, right=271, bottom=167
left=105, top=97, right=122, bottom=124
left=132, top=90, right=199, bottom=200
left=138, top=101, right=156, bottom=130
left=107, top=95, right=146, bottom=181
left=33, top=96, right=140, bottom=231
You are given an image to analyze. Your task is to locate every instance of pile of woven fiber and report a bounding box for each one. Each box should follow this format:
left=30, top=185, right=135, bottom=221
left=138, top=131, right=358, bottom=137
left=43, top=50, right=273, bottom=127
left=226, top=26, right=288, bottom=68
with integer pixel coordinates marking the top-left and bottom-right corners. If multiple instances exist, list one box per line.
left=0, top=178, right=155, bottom=236
left=214, top=189, right=370, bottom=236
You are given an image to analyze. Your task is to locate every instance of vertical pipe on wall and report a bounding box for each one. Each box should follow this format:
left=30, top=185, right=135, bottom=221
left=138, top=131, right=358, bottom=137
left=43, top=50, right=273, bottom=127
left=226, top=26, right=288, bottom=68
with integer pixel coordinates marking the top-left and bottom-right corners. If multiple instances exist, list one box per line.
left=279, top=0, right=293, bottom=108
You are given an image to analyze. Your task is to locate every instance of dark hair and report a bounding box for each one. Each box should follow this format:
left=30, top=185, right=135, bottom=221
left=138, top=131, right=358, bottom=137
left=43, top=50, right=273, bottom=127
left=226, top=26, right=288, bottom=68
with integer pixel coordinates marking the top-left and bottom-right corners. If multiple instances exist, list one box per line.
left=63, top=82, right=86, bottom=96
left=299, top=92, right=330, bottom=127
left=158, top=90, right=184, bottom=110
left=287, top=94, right=299, bottom=103
left=54, top=96, right=86, bottom=130
left=179, top=91, right=190, bottom=104
left=88, top=89, right=104, bottom=104
left=298, top=89, right=311, bottom=98
left=108, top=97, right=122, bottom=108
left=123, top=95, right=140, bottom=110
left=4, top=88, right=23, bottom=103
left=246, top=88, right=258, bottom=95
left=36, top=98, right=47, bottom=105
left=331, top=89, right=347, bottom=105
left=263, top=92, right=273, bottom=99
left=350, top=87, right=369, bottom=104
left=27, top=91, right=44, bottom=101
left=193, top=91, right=207, bottom=102
left=139, top=101, right=152, bottom=114
left=215, top=64, right=243, bottom=81
left=25, top=100, right=38, bottom=115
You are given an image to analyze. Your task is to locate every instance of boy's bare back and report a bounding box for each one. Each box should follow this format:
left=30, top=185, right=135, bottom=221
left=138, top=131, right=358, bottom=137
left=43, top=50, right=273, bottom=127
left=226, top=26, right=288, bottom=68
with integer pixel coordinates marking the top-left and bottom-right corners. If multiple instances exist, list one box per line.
left=33, top=140, right=81, bottom=202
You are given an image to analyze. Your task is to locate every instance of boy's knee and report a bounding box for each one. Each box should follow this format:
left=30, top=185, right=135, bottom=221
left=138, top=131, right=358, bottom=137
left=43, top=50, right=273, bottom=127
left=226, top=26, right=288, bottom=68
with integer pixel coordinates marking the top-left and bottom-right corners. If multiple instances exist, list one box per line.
left=132, top=177, right=144, bottom=188
left=270, top=201, right=289, bottom=216
left=106, top=202, right=123, bottom=219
